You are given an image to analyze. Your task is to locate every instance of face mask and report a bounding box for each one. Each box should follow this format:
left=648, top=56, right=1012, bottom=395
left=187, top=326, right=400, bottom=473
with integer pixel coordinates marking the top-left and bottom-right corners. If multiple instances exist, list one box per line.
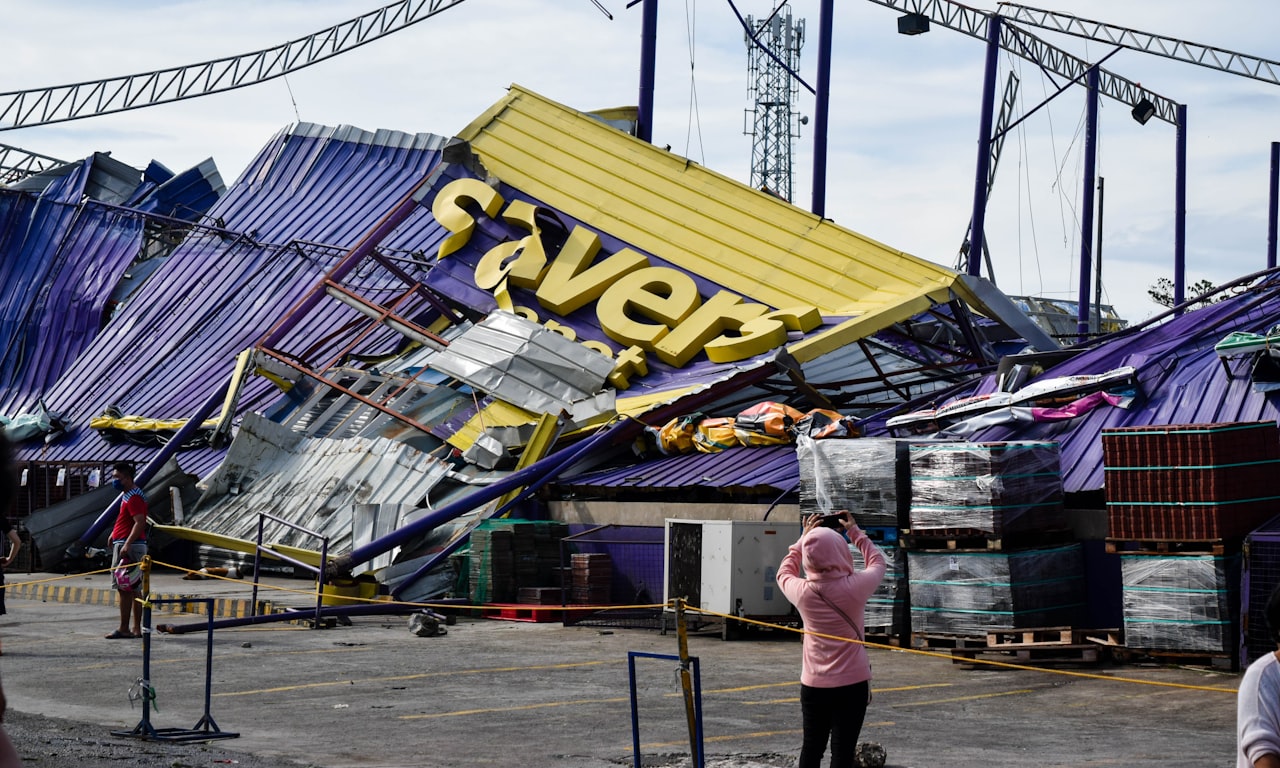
left=111, top=479, right=124, bottom=491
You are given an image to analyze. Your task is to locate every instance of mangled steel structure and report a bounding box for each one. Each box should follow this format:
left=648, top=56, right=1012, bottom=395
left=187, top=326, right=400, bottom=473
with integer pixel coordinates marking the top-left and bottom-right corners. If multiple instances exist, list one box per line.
left=5, top=87, right=1057, bottom=595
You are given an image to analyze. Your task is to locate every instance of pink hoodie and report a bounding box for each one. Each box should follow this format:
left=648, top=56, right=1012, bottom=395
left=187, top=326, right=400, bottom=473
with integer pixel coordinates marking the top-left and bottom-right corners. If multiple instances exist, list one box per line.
left=776, top=526, right=886, bottom=688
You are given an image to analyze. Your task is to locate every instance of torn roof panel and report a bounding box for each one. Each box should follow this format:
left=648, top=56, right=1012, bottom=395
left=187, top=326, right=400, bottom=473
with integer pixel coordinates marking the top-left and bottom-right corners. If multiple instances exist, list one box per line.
left=187, top=412, right=453, bottom=565
left=18, top=125, right=451, bottom=468
left=556, top=444, right=798, bottom=496
left=428, top=312, right=614, bottom=417
left=885, top=277, right=1280, bottom=493
left=0, top=156, right=146, bottom=416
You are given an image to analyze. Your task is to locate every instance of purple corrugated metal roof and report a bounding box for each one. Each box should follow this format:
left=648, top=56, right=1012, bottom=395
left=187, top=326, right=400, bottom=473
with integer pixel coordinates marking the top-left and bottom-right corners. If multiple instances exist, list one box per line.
left=0, top=155, right=146, bottom=416
left=876, top=277, right=1280, bottom=493
left=19, top=124, right=451, bottom=470
left=557, top=444, right=799, bottom=495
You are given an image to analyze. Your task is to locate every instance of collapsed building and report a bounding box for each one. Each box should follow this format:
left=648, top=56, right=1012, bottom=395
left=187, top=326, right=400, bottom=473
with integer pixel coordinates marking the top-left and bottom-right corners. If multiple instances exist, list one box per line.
left=4, top=85, right=1276, bottom=662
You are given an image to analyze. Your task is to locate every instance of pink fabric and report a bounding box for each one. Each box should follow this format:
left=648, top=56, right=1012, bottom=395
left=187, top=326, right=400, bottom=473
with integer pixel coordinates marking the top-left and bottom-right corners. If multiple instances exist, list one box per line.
left=1029, top=390, right=1125, bottom=422
left=777, top=527, right=886, bottom=688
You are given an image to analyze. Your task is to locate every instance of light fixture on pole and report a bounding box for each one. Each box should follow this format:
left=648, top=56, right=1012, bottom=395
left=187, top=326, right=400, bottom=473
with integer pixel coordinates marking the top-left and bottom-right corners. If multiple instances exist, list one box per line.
left=897, top=12, right=930, bottom=35
left=1131, top=98, right=1156, bottom=125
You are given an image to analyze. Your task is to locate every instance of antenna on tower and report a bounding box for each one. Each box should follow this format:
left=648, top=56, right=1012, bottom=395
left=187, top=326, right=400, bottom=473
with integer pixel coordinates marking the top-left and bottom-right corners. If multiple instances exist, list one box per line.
left=744, top=6, right=805, bottom=202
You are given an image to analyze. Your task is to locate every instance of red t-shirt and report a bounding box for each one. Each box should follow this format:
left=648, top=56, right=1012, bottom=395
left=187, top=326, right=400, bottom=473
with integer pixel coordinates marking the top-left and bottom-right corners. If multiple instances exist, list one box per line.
left=110, top=490, right=148, bottom=542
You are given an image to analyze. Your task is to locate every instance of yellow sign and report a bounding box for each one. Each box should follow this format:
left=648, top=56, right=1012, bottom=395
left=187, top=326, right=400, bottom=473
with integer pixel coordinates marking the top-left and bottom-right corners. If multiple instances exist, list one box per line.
left=432, top=178, right=821, bottom=389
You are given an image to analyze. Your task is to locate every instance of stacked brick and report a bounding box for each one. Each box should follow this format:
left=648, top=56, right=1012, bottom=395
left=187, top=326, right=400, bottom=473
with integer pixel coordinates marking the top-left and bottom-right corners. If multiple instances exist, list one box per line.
left=570, top=553, right=613, bottom=605
left=468, top=519, right=570, bottom=607
left=1103, top=421, right=1280, bottom=540
left=904, top=441, right=1084, bottom=639
left=1102, top=421, right=1278, bottom=658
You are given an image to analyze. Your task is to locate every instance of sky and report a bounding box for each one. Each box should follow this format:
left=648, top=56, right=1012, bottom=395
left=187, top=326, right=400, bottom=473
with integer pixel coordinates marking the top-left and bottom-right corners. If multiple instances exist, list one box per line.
left=5, top=0, right=1280, bottom=327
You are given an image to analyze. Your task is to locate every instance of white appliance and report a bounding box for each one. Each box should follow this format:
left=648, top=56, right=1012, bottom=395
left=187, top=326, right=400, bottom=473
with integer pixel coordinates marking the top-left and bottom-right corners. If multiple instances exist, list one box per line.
left=663, top=519, right=801, bottom=631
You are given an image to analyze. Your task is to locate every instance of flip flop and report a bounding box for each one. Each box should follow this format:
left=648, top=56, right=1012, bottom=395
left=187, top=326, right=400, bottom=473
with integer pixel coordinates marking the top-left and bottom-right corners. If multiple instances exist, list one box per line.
left=104, top=630, right=135, bottom=639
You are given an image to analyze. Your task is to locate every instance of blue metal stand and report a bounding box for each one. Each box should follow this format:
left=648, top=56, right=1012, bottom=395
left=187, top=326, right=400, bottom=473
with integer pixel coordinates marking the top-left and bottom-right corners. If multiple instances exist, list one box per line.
left=112, top=597, right=239, bottom=742
left=628, top=651, right=703, bottom=768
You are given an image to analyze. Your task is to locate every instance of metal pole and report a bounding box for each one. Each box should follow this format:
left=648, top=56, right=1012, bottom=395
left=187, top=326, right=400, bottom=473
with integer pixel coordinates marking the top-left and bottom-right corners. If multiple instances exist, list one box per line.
left=811, top=0, right=833, bottom=217
left=335, top=420, right=629, bottom=572
left=1269, top=141, right=1278, bottom=270
left=675, top=598, right=700, bottom=766
left=968, top=15, right=1002, bottom=277
left=1077, top=66, right=1099, bottom=342
left=637, top=0, right=658, bottom=143
left=73, top=381, right=230, bottom=550
left=1174, top=104, right=1188, bottom=313
left=1094, top=176, right=1105, bottom=334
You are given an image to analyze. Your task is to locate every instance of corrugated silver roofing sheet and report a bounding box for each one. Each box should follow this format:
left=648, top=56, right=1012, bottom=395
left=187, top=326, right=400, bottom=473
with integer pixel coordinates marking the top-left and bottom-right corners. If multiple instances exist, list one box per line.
left=186, top=413, right=454, bottom=564
left=19, top=124, right=451, bottom=471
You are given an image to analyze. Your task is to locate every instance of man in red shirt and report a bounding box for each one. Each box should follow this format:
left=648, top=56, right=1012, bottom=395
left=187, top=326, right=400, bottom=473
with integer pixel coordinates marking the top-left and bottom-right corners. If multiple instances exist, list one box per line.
left=106, top=462, right=147, bottom=639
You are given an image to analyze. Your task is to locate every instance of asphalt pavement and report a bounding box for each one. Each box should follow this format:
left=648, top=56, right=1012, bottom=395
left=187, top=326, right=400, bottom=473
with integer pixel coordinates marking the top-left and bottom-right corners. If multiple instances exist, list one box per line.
left=0, top=567, right=1243, bottom=767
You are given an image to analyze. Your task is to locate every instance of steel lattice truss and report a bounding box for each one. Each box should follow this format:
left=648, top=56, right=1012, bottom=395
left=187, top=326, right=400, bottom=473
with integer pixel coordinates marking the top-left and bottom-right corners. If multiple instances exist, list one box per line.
left=1000, top=3, right=1280, bottom=87
left=0, top=0, right=469, bottom=130
left=865, top=0, right=1180, bottom=126
left=0, top=143, right=67, bottom=184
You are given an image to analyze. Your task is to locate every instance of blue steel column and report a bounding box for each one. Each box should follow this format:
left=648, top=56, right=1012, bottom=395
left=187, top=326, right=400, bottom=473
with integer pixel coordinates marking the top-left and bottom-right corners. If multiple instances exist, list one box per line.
left=1269, top=141, right=1278, bottom=270
left=74, top=381, right=229, bottom=548
left=968, top=15, right=1002, bottom=277
left=1174, top=104, right=1187, bottom=313
left=637, top=0, right=658, bottom=143
left=810, top=0, right=833, bottom=217
left=1076, top=66, right=1099, bottom=342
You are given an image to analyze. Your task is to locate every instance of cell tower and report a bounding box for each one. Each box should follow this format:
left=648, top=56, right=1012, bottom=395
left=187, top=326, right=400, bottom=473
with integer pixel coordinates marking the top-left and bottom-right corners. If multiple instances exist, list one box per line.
left=744, top=7, right=805, bottom=202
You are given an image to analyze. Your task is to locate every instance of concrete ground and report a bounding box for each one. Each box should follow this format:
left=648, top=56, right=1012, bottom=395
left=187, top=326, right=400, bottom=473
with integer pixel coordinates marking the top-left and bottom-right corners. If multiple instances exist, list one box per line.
left=0, top=567, right=1242, bottom=767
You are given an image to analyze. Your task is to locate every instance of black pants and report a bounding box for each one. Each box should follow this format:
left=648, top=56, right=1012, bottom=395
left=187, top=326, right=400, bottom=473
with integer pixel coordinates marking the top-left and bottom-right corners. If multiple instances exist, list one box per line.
left=799, top=681, right=870, bottom=768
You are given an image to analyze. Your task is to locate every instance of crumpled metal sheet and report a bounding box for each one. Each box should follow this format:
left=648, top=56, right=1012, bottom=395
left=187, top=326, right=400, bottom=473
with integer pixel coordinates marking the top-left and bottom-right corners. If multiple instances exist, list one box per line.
left=429, top=311, right=614, bottom=416
left=185, top=413, right=453, bottom=561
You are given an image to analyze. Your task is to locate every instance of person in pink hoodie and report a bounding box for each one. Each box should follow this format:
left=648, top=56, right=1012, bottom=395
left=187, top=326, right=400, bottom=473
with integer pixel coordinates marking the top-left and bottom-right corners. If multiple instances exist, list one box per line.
left=777, top=510, right=886, bottom=768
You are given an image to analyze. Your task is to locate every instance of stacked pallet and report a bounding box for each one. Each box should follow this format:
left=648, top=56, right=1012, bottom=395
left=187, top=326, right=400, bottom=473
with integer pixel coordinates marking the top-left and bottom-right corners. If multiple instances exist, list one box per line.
left=1103, top=421, right=1280, bottom=541
left=904, top=441, right=1084, bottom=641
left=469, top=527, right=515, bottom=605
left=1102, top=421, right=1276, bottom=663
left=849, top=528, right=907, bottom=642
left=797, top=437, right=911, bottom=640
left=570, top=553, right=613, bottom=605
left=1242, top=516, right=1280, bottom=665
left=469, top=520, right=572, bottom=611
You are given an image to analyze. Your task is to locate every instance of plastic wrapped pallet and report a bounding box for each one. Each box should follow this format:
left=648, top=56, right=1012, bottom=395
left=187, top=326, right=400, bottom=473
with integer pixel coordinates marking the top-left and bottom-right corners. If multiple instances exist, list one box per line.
left=908, top=441, right=1065, bottom=535
left=851, top=540, right=907, bottom=636
left=797, top=436, right=906, bottom=528
left=1243, top=515, right=1280, bottom=665
left=1121, top=553, right=1238, bottom=654
left=906, top=544, right=1084, bottom=636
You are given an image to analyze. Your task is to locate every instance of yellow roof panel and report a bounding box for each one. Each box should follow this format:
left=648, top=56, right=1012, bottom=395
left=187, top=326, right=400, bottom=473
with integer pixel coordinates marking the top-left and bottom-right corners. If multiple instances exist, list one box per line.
left=458, top=86, right=972, bottom=317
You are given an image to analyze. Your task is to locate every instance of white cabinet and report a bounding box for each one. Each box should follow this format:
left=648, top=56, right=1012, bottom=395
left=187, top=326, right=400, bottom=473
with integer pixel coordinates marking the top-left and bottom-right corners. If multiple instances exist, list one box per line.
left=664, top=519, right=801, bottom=621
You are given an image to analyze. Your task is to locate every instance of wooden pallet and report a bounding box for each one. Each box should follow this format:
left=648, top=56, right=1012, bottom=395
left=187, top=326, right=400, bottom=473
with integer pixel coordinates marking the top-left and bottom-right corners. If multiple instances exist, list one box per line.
left=1122, top=647, right=1238, bottom=671
left=1105, top=538, right=1234, bottom=555
left=911, top=632, right=987, bottom=651
left=903, top=528, right=1073, bottom=552
left=864, top=630, right=908, bottom=648
left=951, top=643, right=1101, bottom=667
left=944, top=626, right=1122, bottom=667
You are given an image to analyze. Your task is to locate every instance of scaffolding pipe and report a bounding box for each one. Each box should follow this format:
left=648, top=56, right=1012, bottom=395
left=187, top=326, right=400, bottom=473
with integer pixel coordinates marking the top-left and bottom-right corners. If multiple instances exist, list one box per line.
left=1076, top=66, right=1099, bottom=342
left=156, top=598, right=461, bottom=635
left=1269, top=141, right=1278, bottom=270
left=810, top=0, right=833, bottom=217
left=332, top=420, right=631, bottom=574
left=967, top=15, right=1001, bottom=277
